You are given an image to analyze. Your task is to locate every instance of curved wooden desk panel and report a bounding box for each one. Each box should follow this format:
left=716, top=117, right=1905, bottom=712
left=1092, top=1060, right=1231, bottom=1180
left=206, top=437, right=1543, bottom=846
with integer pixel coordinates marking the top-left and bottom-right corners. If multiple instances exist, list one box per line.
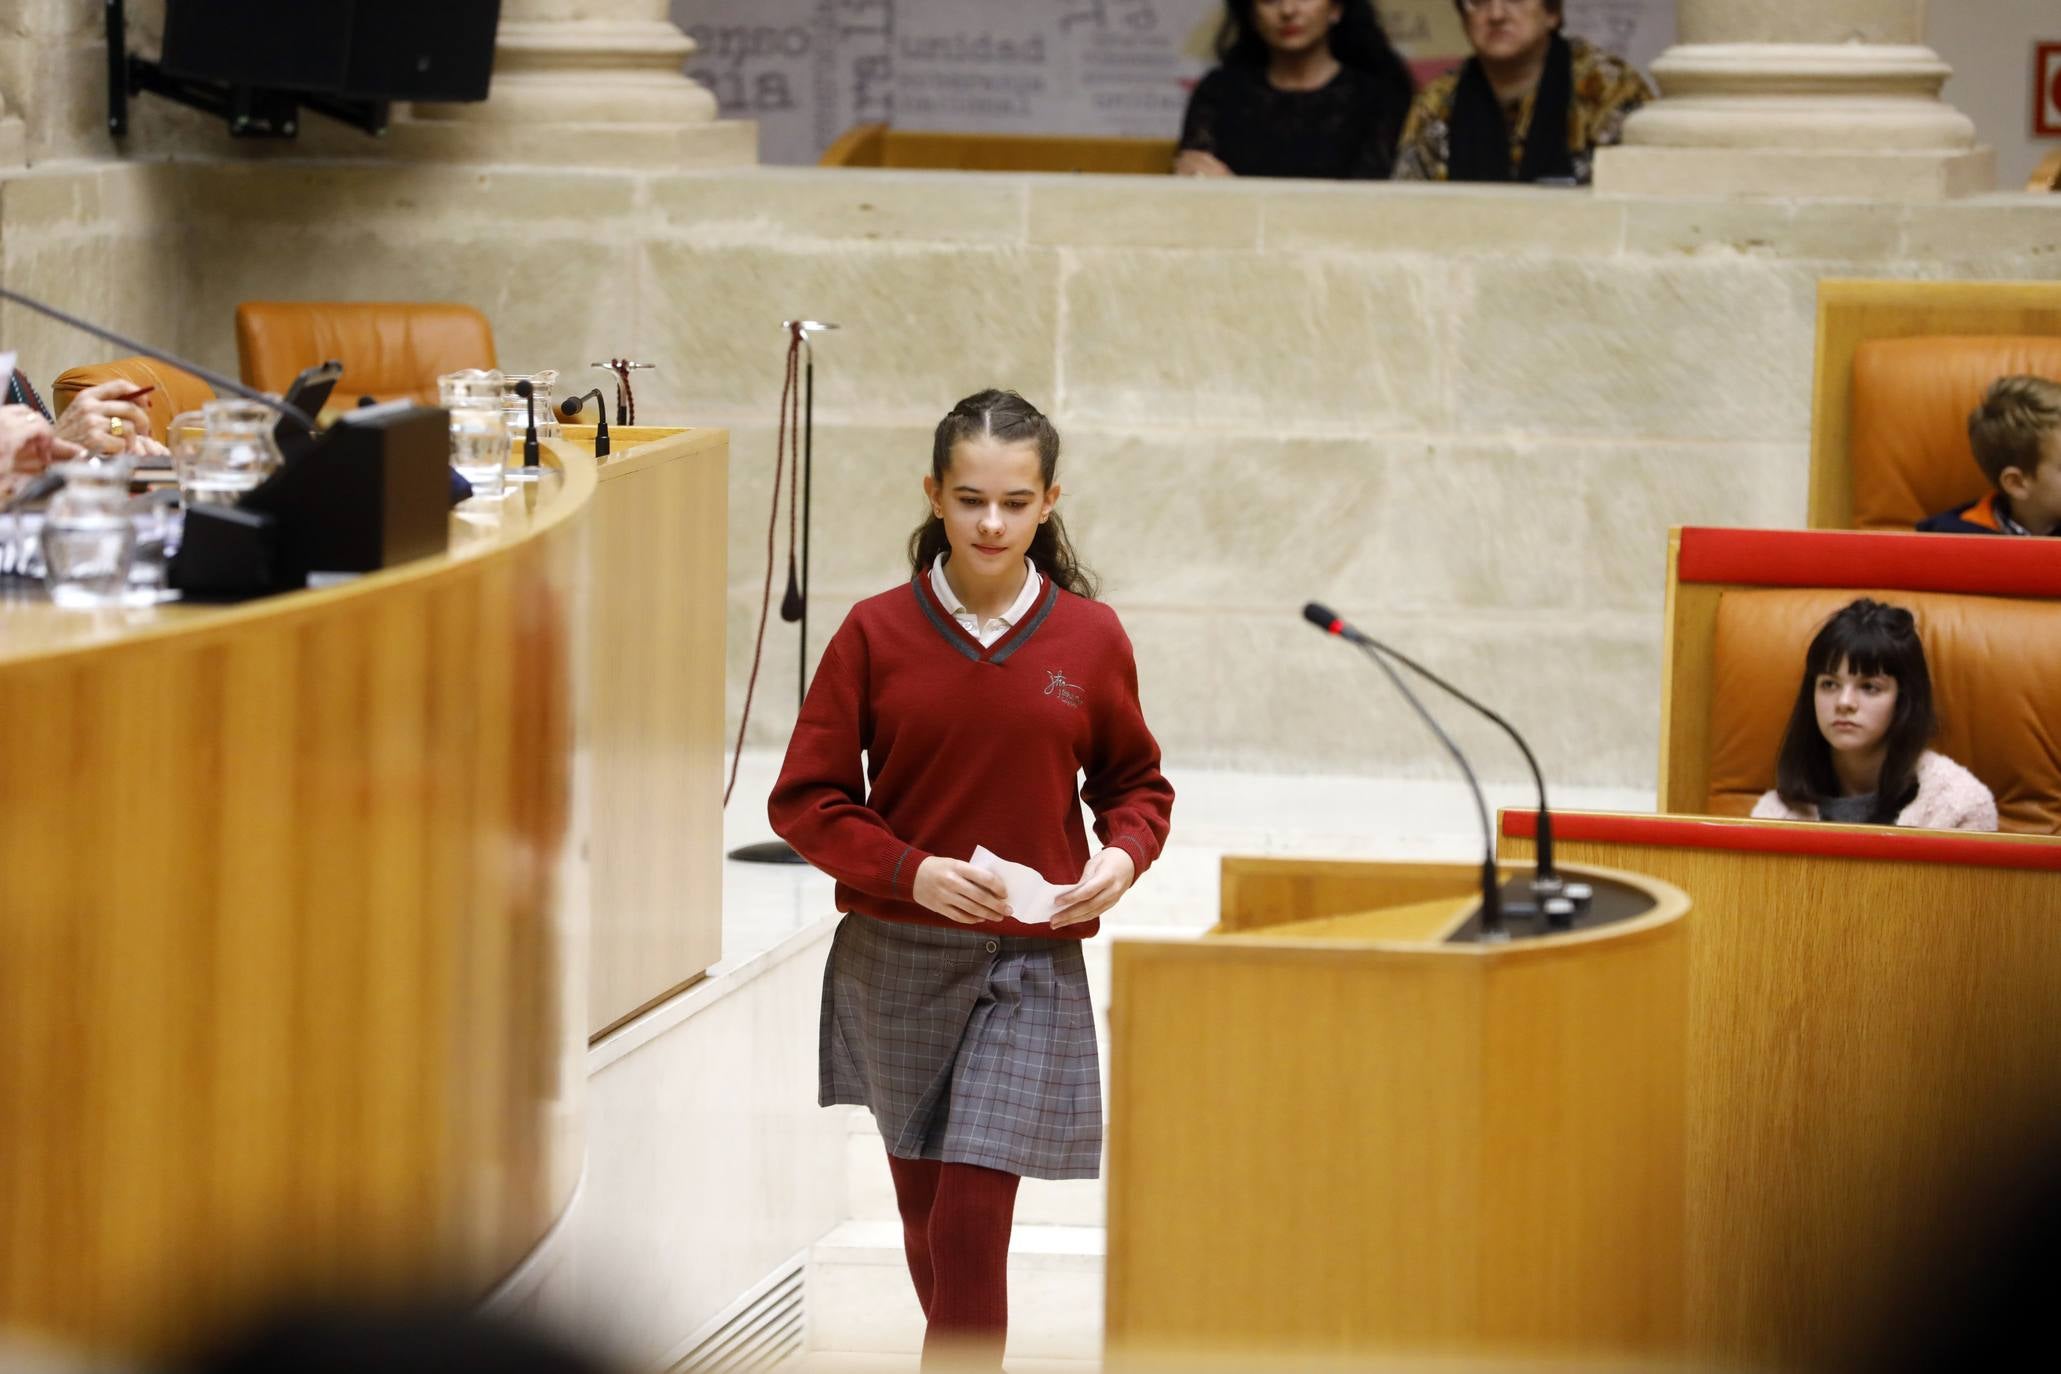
left=0, top=450, right=599, bottom=1356
left=1500, top=810, right=2061, bottom=1370
left=580, top=428, right=727, bottom=1035
left=1107, top=860, right=1690, bottom=1362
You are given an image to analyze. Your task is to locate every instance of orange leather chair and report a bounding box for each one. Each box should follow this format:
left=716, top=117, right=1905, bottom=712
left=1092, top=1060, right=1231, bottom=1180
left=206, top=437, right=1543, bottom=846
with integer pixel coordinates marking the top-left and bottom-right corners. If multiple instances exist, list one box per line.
left=1847, top=335, right=2061, bottom=529
left=1660, top=527, right=2061, bottom=836
left=1698, top=586, right=2061, bottom=835
left=1807, top=280, right=2061, bottom=528
left=51, top=356, right=217, bottom=445
left=234, top=301, right=497, bottom=406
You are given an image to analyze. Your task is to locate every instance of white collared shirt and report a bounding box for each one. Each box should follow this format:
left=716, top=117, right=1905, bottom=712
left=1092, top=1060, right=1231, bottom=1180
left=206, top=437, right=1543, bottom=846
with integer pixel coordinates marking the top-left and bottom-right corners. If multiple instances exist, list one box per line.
left=930, top=553, right=1041, bottom=648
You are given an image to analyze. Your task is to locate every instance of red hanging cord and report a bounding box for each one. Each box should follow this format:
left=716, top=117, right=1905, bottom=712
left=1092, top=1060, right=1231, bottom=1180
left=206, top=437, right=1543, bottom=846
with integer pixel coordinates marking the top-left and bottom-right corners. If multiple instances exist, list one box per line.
left=786, top=346, right=801, bottom=581
left=724, top=325, right=804, bottom=807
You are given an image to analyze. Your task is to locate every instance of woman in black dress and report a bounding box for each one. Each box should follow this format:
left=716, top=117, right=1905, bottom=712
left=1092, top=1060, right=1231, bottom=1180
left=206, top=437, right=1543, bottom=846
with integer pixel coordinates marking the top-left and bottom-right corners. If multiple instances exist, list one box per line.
left=1176, top=0, right=1416, bottom=180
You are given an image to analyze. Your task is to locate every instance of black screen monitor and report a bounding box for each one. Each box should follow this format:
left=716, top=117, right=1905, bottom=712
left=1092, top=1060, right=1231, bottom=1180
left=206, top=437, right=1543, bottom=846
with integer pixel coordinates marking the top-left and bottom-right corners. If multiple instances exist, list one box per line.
left=275, top=359, right=345, bottom=464
left=241, top=402, right=452, bottom=586
left=160, top=1, right=501, bottom=102
left=282, top=359, right=345, bottom=423
left=174, top=402, right=451, bottom=599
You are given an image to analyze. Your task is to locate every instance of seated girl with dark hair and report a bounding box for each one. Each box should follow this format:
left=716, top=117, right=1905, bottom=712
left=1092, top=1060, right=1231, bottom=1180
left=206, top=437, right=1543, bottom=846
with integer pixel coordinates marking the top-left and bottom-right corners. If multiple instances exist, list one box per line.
left=1752, top=598, right=1997, bottom=832
left=1175, top=0, right=1415, bottom=180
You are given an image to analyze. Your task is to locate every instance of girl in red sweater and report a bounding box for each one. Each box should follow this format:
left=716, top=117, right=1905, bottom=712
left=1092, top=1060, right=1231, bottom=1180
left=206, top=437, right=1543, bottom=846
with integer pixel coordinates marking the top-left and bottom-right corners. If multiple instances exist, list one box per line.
left=769, top=389, right=1174, bottom=1368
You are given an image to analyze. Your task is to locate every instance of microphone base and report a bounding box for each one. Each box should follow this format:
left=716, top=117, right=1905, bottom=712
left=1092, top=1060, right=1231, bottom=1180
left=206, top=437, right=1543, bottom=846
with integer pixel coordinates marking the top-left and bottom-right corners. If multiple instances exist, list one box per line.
left=727, top=839, right=808, bottom=866
left=1526, top=869, right=1596, bottom=905
left=1446, top=868, right=1642, bottom=945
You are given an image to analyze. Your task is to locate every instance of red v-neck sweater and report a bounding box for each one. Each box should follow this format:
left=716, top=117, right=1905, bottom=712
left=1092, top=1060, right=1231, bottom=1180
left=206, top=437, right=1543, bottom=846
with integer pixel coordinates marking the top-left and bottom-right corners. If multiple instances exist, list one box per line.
left=768, top=574, right=1174, bottom=940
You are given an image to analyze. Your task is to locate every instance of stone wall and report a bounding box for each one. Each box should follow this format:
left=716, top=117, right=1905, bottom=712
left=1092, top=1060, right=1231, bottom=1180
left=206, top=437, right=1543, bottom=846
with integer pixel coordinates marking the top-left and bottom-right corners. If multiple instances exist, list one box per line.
left=3, top=160, right=2057, bottom=787
left=0, top=0, right=136, bottom=166
left=672, top=174, right=2058, bottom=787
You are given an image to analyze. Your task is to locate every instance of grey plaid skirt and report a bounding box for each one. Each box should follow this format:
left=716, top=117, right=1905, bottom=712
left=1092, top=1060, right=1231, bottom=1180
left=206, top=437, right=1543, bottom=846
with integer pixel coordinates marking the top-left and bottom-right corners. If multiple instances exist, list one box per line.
left=820, top=912, right=1102, bottom=1181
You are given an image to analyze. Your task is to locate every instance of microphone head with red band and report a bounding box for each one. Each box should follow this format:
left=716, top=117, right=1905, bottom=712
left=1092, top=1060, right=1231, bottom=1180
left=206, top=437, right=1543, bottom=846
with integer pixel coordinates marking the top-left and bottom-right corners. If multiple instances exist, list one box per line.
left=1302, top=602, right=1356, bottom=641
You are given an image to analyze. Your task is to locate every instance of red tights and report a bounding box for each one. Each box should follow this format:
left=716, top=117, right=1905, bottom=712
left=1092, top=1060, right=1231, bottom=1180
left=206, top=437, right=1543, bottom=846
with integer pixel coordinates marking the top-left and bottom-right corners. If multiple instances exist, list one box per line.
left=884, top=1153, right=1021, bottom=1369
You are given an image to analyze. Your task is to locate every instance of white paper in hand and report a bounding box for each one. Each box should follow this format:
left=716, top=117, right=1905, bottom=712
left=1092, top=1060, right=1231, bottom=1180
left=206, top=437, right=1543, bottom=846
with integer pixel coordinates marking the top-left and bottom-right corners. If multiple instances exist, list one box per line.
left=969, top=846, right=1066, bottom=926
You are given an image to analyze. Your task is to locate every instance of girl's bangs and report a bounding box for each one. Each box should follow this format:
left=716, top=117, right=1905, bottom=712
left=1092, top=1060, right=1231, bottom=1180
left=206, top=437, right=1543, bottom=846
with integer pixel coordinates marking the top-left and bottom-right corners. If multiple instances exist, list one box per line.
left=1809, top=619, right=1903, bottom=681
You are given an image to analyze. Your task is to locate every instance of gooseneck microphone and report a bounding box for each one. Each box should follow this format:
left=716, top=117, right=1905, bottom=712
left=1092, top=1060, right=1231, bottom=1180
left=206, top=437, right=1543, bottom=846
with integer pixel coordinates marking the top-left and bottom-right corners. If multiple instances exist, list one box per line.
left=1304, top=601, right=1504, bottom=940
left=559, top=388, right=610, bottom=457
left=1305, top=603, right=1594, bottom=935
left=0, top=285, right=316, bottom=433
left=512, top=379, right=540, bottom=468
left=1307, top=607, right=1562, bottom=890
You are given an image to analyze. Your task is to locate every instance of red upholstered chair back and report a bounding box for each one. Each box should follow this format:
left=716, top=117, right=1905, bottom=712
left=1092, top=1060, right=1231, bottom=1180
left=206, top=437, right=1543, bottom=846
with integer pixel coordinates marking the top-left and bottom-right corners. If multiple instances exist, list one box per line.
left=1702, top=586, right=2061, bottom=834
left=1849, top=335, right=2061, bottom=529
left=235, top=301, right=497, bottom=406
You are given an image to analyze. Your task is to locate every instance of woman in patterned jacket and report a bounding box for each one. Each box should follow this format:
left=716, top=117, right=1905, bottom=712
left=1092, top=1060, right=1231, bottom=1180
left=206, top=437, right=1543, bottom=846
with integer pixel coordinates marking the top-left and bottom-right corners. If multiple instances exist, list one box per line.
left=1393, top=0, right=1653, bottom=185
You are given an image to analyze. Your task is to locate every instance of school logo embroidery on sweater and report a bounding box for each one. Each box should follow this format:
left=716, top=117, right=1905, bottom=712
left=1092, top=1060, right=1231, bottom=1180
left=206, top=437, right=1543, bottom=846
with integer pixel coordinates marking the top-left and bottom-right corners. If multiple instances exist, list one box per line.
left=1044, top=670, right=1085, bottom=709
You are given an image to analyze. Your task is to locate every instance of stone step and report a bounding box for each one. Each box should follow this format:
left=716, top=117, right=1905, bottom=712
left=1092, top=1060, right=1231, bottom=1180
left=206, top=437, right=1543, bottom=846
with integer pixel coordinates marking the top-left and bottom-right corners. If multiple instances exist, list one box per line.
left=806, top=1220, right=1105, bottom=1362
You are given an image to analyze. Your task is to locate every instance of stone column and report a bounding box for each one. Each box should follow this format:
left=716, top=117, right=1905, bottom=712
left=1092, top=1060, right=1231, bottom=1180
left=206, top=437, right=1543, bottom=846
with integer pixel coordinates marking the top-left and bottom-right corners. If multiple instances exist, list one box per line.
left=405, top=0, right=755, bottom=169
left=1594, top=0, right=1992, bottom=199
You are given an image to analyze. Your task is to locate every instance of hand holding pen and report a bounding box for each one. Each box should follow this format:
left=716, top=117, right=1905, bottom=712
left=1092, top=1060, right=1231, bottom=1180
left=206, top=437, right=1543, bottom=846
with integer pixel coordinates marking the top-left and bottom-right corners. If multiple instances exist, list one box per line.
left=53, top=380, right=167, bottom=457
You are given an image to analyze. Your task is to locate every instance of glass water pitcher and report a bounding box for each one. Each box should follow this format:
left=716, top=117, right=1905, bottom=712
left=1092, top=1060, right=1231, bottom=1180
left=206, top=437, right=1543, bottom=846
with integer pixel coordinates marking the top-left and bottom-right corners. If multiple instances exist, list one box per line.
left=184, top=399, right=284, bottom=505
left=42, top=458, right=137, bottom=607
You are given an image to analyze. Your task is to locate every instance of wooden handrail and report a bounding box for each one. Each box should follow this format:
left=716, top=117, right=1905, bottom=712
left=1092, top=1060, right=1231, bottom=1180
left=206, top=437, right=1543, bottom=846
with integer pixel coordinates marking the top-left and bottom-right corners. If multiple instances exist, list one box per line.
left=819, top=122, right=1176, bottom=175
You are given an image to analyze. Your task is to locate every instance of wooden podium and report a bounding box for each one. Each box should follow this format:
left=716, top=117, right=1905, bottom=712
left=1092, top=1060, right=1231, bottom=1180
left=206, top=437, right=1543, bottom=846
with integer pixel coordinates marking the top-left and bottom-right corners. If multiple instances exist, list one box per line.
left=1105, top=858, right=1691, bottom=1363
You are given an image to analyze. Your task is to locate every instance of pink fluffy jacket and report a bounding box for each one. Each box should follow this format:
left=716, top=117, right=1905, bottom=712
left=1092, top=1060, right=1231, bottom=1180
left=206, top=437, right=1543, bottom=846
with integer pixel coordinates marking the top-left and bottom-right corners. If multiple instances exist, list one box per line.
left=1751, top=749, right=1999, bottom=832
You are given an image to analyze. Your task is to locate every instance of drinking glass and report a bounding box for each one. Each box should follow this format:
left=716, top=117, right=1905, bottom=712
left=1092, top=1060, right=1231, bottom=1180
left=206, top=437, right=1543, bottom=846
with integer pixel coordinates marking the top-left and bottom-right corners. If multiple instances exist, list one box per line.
left=42, top=457, right=137, bottom=606
left=438, top=368, right=509, bottom=497
left=184, top=399, right=283, bottom=505
left=127, top=491, right=180, bottom=599
left=166, top=409, right=207, bottom=503
left=500, top=369, right=562, bottom=445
